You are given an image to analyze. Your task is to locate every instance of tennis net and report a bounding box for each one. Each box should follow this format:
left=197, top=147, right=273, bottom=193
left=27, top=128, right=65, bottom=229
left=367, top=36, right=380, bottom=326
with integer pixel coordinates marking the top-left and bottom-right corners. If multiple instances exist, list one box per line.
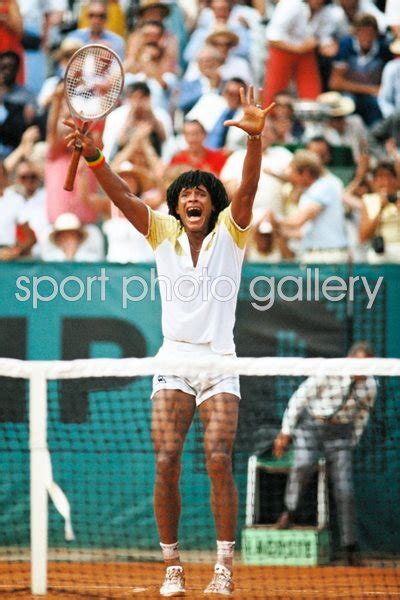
left=0, top=356, right=399, bottom=599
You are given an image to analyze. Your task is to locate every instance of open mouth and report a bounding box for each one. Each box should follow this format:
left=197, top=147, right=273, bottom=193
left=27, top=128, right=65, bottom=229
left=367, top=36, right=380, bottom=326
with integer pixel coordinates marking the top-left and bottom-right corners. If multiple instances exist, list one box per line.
left=186, top=207, right=202, bottom=222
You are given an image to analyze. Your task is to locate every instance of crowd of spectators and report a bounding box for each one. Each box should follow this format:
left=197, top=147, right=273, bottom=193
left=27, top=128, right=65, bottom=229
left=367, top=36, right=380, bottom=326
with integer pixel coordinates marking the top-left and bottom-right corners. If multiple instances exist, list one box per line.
left=0, top=0, right=399, bottom=264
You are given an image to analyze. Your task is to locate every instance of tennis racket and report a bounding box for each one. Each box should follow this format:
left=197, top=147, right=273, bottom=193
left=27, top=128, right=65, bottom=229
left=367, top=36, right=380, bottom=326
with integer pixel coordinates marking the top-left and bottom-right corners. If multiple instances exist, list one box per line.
left=63, top=43, right=124, bottom=191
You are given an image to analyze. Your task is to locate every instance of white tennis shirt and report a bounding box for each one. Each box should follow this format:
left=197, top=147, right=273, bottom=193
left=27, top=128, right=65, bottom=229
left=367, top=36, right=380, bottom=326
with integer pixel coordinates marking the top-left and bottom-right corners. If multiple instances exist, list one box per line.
left=146, top=205, right=250, bottom=354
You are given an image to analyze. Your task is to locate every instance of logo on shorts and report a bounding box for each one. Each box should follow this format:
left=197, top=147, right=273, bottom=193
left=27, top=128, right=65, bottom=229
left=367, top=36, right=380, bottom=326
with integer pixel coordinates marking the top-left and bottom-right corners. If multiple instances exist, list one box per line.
left=157, top=375, right=167, bottom=383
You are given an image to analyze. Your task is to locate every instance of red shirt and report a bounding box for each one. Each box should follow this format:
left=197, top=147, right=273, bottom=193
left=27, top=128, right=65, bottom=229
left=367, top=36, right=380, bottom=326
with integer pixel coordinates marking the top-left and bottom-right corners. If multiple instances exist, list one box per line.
left=170, top=147, right=228, bottom=177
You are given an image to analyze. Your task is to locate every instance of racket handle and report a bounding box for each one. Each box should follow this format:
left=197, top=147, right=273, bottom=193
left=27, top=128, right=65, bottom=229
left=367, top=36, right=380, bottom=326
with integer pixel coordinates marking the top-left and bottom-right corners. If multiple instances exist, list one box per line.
left=64, top=144, right=83, bottom=192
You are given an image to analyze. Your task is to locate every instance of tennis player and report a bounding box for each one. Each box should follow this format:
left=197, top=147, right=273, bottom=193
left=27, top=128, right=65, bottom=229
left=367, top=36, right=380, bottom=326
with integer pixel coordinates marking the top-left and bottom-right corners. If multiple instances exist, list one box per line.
left=65, top=86, right=273, bottom=597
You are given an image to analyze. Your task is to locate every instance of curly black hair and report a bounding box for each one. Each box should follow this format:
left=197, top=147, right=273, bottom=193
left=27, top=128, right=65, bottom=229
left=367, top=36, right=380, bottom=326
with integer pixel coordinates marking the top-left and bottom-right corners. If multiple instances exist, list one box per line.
left=166, top=170, right=229, bottom=233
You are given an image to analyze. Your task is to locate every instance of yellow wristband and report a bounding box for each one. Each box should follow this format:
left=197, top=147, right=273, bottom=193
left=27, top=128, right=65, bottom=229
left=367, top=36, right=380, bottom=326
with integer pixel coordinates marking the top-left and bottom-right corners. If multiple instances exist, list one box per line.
left=85, top=149, right=105, bottom=169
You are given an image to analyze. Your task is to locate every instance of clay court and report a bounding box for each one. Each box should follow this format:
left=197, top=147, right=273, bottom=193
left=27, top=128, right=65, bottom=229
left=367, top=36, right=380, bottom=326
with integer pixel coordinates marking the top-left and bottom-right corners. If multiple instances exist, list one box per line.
left=2, top=562, right=400, bottom=599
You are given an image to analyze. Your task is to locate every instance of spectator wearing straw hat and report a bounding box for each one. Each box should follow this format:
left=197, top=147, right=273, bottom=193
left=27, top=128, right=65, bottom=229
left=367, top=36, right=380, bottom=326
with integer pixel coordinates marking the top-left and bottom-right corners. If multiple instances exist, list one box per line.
left=205, top=27, right=253, bottom=86
left=378, top=37, right=400, bottom=119
left=305, top=91, right=367, bottom=161
left=273, top=341, right=377, bottom=566
left=42, top=212, right=104, bottom=262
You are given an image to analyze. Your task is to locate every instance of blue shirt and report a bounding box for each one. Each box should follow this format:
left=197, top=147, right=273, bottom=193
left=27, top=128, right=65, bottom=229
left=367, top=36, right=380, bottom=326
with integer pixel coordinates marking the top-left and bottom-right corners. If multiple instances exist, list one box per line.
left=66, top=29, right=125, bottom=60
left=299, top=175, right=348, bottom=251
left=334, top=35, right=391, bottom=87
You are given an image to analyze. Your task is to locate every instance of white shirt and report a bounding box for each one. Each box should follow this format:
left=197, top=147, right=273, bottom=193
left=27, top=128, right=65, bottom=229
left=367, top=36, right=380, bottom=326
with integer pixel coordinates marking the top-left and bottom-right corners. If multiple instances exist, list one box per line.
left=41, top=225, right=105, bottom=262
left=103, top=217, right=155, bottom=263
left=281, top=374, right=377, bottom=444
left=220, top=145, right=293, bottom=215
left=17, top=187, right=50, bottom=258
left=378, top=59, right=400, bottom=118
left=102, top=103, right=173, bottom=161
left=145, top=205, right=250, bottom=354
left=186, top=93, right=246, bottom=151
left=0, top=188, right=25, bottom=246
left=385, top=0, right=400, bottom=26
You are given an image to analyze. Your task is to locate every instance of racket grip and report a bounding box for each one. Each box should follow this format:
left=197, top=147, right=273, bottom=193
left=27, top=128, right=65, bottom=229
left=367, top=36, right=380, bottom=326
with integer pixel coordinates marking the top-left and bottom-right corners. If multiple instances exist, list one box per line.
left=64, top=144, right=83, bottom=192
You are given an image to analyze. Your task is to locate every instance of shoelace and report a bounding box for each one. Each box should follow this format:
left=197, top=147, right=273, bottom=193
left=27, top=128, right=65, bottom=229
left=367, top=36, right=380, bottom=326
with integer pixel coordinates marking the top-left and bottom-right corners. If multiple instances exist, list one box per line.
left=166, top=568, right=183, bottom=585
left=209, top=572, right=229, bottom=590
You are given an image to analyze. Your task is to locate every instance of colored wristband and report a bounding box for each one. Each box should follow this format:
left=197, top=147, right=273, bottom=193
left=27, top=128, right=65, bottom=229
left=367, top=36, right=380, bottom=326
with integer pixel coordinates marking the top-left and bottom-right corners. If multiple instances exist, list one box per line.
left=85, top=149, right=105, bottom=169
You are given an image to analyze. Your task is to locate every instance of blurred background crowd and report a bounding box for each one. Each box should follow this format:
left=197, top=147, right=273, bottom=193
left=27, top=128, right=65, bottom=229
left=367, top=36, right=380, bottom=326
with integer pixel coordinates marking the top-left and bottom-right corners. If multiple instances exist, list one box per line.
left=0, top=0, right=399, bottom=264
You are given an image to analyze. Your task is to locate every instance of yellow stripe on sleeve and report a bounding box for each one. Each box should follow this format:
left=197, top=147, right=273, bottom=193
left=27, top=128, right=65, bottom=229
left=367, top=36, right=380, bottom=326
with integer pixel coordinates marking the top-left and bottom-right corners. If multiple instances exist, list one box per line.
left=146, top=207, right=181, bottom=250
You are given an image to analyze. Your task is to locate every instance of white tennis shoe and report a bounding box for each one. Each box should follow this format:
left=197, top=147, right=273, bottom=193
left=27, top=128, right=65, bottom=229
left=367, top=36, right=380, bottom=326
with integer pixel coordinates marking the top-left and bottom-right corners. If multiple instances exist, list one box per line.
left=160, top=565, right=186, bottom=597
left=204, top=564, right=234, bottom=596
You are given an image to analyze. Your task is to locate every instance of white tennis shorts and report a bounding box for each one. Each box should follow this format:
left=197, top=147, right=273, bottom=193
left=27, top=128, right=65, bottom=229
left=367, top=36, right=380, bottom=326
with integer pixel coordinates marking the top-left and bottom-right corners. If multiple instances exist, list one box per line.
left=151, top=339, right=240, bottom=406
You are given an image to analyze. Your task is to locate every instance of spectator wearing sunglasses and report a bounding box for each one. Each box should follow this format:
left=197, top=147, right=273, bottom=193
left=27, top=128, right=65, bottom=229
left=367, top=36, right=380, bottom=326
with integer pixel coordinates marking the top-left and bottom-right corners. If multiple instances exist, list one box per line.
left=66, top=0, right=125, bottom=60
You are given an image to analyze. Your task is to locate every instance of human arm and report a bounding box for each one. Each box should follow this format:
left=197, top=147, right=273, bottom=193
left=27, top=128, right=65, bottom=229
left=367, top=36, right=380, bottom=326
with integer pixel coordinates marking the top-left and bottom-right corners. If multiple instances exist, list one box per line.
left=358, top=194, right=387, bottom=242
left=0, top=223, right=36, bottom=261
left=64, top=122, right=149, bottom=235
left=224, top=86, right=275, bottom=228
left=0, top=0, right=23, bottom=35
left=3, top=126, right=40, bottom=173
left=275, top=201, right=322, bottom=230
left=329, top=64, right=380, bottom=97
left=353, top=378, right=377, bottom=445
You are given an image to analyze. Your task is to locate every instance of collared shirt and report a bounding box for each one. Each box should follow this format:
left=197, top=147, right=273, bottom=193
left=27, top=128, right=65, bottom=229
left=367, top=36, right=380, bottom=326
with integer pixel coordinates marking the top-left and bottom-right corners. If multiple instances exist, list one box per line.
left=334, top=35, right=391, bottom=86
left=266, top=0, right=337, bottom=46
left=145, top=206, right=250, bottom=354
left=66, top=29, right=125, bottom=60
left=299, top=175, right=348, bottom=251
left=281, top=374, right=377, bottom=443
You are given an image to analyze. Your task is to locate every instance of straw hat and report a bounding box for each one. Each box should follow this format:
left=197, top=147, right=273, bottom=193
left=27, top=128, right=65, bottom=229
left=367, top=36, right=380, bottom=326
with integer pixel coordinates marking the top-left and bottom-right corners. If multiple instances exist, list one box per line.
left=115, top=161, right=155, bottom=193
left=317, top=92, right=355, bottom=117
left=206, top=26, right=239, bottom=48
left=137, top=0, right=170, bottom=18
left=53, top=38, right=84, bottom=62
left=389, top=37, right=400, bottom=55
left=50, top=213, right=87, bottom=244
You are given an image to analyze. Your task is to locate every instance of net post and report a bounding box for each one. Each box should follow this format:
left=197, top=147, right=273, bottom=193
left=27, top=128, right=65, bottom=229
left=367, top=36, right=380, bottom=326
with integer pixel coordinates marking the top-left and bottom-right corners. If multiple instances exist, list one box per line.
left=29, top=370, right=48, bottom=595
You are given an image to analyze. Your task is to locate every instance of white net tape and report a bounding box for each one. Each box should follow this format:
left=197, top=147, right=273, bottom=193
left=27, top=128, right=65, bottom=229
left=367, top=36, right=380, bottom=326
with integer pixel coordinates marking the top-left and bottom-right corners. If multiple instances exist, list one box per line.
left=1, top=356, right=400, bottom=380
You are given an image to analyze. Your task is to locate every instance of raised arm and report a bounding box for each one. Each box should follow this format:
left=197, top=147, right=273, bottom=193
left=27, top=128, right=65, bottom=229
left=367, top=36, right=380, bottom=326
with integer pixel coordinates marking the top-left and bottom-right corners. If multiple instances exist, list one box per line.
left=64, top=121, right=149, bottom=235
left=224, top=86, right=275, bottom=228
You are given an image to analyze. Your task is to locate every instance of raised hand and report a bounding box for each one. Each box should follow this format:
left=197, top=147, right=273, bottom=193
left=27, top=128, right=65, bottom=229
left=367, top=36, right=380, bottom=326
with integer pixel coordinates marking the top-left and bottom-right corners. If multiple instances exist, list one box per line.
left=223, top=85, right=275, bottom=136
left=63, top=119, right=98, bottom=158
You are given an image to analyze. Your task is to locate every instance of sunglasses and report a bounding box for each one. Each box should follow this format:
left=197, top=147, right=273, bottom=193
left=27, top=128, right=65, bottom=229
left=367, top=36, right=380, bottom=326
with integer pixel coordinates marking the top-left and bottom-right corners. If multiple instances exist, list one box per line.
left=19, top=174, right=39, bottom=181
left=88, top=12, right=107, bottom=19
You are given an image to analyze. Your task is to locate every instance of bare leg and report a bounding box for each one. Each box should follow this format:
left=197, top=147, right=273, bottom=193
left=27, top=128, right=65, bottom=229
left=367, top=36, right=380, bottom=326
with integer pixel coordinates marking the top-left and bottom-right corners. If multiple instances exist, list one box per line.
left=152, top=389, right=195, bottom=565
left=198, top=393, right=239, bottom=571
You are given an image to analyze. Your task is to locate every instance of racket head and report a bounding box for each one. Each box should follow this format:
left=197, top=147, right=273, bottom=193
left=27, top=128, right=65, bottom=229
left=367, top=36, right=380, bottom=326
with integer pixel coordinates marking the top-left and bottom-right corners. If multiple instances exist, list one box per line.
left=64, top=43, right=124, bottom=123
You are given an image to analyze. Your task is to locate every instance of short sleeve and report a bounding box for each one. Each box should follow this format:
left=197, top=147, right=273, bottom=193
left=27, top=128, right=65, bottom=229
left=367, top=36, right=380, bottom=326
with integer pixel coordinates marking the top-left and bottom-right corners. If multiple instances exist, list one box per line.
left=145, top=206, right=181, bottom=250
left=218, top=206, right=252, bottom=250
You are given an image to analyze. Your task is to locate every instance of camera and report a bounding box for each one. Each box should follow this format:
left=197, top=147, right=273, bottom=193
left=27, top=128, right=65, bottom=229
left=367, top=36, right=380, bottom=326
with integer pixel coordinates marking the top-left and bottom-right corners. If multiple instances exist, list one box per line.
left=372, top=235, right=385, bottom=254
left=387, top=192, right=400, bottom=204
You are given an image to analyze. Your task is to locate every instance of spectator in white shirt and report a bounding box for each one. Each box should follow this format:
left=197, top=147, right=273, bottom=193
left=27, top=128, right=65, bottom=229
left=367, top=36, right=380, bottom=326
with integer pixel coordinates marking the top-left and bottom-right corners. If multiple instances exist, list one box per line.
left=0, top=160, right=36, bottom=260
left=41, top=212, right=104, bottom=262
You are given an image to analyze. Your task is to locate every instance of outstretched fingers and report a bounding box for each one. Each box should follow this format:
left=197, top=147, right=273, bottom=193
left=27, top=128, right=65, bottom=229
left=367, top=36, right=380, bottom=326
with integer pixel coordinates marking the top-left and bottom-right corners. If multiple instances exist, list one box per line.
left=256, top=87, right=263, bottom=107
left=248, top=85, right=255, bottom=106
left=262, top=102, right=276, bottom=116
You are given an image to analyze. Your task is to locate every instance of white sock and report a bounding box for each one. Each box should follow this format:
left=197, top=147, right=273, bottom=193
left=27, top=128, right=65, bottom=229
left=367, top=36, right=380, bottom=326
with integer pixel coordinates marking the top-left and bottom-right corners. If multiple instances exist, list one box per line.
left=160, top=541, right=180, bottom=563
left=216, top=540, right=235, bottom=567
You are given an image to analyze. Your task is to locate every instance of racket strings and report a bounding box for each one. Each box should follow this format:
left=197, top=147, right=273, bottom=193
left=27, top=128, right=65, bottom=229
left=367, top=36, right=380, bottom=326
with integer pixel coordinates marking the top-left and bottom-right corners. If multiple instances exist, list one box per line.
left=65, top=46, right=123, bottom=120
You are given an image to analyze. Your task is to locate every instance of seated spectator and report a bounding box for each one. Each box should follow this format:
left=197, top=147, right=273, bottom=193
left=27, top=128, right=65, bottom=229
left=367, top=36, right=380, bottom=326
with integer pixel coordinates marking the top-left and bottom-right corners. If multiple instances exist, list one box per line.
left=306, top=136, right=344, bottom=190
left=203, top=26, right=253, bottom=85
left=221, top=118, right=293, bottom=216
left=11, top=158, right=49, bottom=258
left=42, top=212, right=105, bottom=262
left=329, top=14, right=391, bottom=126
left=66, top=0, right=125, bottom=60
left=179, top=45, right=224, bottom=114
left=334, top=0, right=387, bottom=37
left=184, top=0, right=252, bottom=65
left=378, top=37, right=400, bottom=119
left=0, top=160, right=36, bottom=260
left=0, top=0, right=24, bottom=85
left=269, top=150, right=348, bottom=263
left=187, top=78, right=246, bottom=151
left=306, top=92, right=367, bottom=161
left=271, top=92, right=305, bottom=143
left=45, top=84, right=102, bottom=225
left=126, top=0, right=179, bottom=74
left=124, top=39, right=178, bottom=113
left=103, top=161, right=157, bottom=263
left=264, top=0, right=325, bottom=105
left=102, top=81, right=172, bottom=161
left=0, top=51, right=37, bottom=159
left=78, top=0, right=127, bottom=37
left=170, top=119, right=228, bottom=177
left=359, top=160, right=400, bottom=263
